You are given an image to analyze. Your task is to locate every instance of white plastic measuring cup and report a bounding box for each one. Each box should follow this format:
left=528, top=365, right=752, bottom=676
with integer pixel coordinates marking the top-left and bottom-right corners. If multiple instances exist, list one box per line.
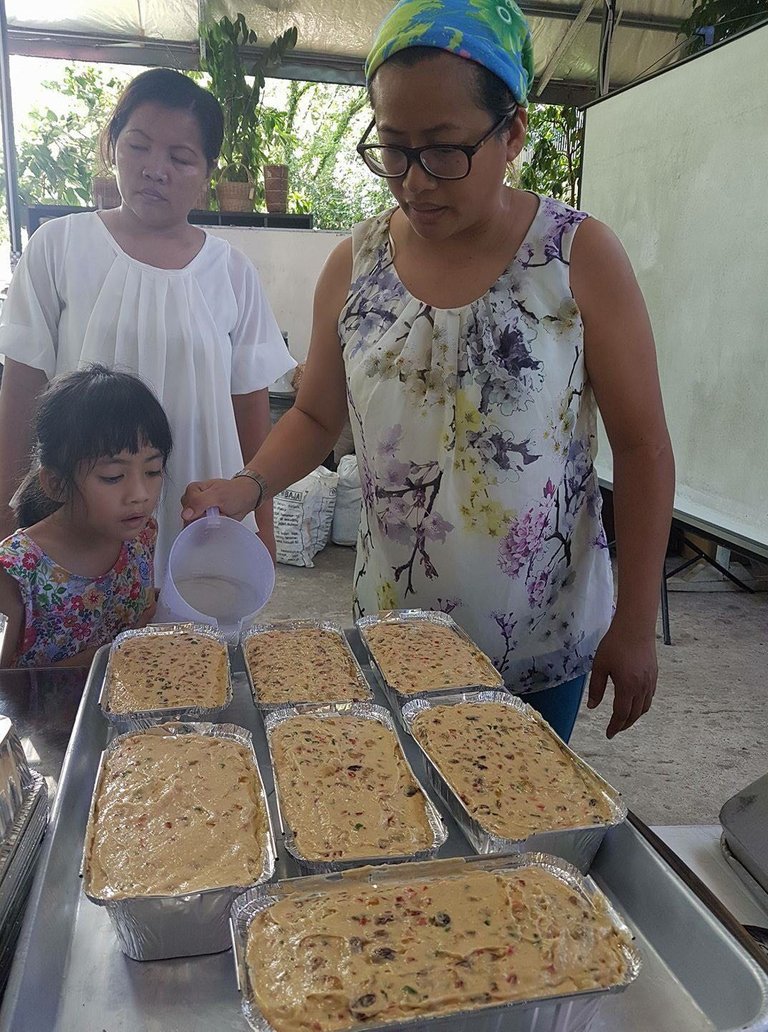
left=154, top=508, right=275, bottom=642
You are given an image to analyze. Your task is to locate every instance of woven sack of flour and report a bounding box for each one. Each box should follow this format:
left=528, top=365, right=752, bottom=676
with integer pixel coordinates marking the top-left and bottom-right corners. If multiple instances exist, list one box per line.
left=273, top=466, right=339, bottom=567
left=331, top=455, right=362, bottom=547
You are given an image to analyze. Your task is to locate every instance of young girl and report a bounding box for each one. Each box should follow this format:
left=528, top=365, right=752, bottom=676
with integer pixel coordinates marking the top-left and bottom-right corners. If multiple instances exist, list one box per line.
left=0, top=365, right=172, bottom=667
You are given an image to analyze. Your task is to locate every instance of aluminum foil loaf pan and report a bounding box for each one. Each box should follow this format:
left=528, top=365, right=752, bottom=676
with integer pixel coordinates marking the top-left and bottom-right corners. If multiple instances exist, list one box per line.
left=401, top=691, right=627, bottom=873
left=0, top=772, right=48, bottom=995
left=82, top=722, right=276, bottom=961
left=263, top=702, right=447, bottom=873
left=230, top=852, right=641, bottom=1032
left=355, top=610, right=504, bottom=728
left=0, top=716, right=37, bottom=843
left=98, top=623, right=234, bottom=734
left=0, top=772, right=48, bottom=905
left=242, top=619, right=373, bottom=711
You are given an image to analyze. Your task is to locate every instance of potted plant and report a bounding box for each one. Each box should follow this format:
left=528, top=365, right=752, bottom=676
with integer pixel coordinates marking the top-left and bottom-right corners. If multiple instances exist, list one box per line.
left=200, top=14, right=297, bottom=212
left=262, top=161, right=289, bottom=213
left=260, top=111, right=293, bottom=214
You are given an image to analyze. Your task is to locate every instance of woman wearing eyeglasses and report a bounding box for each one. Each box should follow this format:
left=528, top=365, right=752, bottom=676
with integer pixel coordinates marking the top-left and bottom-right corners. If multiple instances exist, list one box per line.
left=183, top=0, right=674, bottom=742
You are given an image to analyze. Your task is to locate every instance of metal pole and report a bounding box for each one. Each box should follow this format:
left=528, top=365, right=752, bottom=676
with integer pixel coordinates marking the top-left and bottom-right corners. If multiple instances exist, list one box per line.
left=0, top=0, right=22, bottom=269
left=596, top=0, right=617, bottom=98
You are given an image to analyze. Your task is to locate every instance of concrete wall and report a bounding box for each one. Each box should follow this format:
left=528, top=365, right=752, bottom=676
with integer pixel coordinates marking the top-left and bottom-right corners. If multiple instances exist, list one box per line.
left=206, top=226, right=348, bottom=363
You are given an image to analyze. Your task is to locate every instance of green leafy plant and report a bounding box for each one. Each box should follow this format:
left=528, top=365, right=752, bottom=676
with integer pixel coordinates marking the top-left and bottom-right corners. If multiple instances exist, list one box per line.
left=273, top=80, right=390, bottom=226
left=200, top=14, right=298, bottom=187
left=0, top=65, right=129, bottom=225
left=517, top=104, right=583, bottom=207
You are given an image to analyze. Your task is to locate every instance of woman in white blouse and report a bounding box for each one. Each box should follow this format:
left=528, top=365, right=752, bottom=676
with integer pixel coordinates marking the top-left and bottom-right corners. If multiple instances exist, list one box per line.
left=0, top=68, right=294, bottom=575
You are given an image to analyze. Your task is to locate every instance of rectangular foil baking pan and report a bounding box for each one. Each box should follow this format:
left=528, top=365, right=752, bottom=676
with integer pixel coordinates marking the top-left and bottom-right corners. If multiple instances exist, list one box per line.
left=401, top=690, right=626, bottom=872
left=82, top=721, right=275, bottom=961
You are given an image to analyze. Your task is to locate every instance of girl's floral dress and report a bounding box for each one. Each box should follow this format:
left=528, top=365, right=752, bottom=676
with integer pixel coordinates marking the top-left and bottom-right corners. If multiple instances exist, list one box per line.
left=0, top=519, right=156, bottom=667
left=340, top=195, right=614, bottom=693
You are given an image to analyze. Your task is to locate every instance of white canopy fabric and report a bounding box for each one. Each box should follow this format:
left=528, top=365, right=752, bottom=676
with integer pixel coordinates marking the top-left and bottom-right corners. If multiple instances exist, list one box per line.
left=6, top=0, right=695, bottom=106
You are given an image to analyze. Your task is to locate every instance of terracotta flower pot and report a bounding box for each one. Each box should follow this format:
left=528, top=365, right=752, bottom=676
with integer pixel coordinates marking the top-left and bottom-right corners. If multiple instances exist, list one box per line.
left=263, top=164, right=289, bottom=214
left=192, top=182, right=211, bottom=212
left=91, top=175, right=121, bottom=210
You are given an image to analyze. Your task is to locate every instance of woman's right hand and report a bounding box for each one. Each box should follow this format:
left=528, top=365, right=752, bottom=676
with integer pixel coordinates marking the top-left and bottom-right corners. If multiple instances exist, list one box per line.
left=181, top=477, right=260, bottom=524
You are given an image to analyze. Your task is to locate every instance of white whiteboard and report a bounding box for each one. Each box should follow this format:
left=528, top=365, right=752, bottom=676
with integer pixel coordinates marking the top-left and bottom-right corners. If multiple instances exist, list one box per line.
left=204, top=226, right=347, bottom=363
left=580, top=25, right=768, bottom=550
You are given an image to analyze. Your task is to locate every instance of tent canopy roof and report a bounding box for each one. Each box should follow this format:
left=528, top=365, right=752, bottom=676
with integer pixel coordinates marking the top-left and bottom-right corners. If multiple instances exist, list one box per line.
left=7, top=0, right=695, bottom=106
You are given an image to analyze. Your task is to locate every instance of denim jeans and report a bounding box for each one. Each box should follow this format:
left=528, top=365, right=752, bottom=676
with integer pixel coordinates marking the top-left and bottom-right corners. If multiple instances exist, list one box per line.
left=524, top=673, right=588, bottom=743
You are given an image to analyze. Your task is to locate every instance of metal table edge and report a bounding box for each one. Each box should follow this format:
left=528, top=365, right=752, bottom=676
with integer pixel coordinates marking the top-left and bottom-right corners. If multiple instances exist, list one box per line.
left=0, top=649, right=109, bottom=1024
left=626, top=810, right=768, bottom=975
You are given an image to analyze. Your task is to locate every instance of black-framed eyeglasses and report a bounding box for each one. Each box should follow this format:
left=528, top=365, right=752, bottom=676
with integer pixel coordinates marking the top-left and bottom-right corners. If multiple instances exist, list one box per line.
left=356, top=109, right=517, bottom=181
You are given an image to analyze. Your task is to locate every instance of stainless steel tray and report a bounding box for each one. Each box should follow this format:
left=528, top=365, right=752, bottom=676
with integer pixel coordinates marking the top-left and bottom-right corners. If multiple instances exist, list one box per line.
left=401, top=691, right=626, bottom=872
left=720, top=772, right=768, bottom=895
left=263, top=702, right=446, bottom=872
left=99, top=622, right=234, bottom=734
left=81, top=721, right=276, bottom=961
left=2, top=633, right=768, bottom=1031
left=242, top=619, right=372, bottom=710
left=230, top=852, right=641, bottom=1032
left=721, top=832, right=768, bottom=915
left=356, top=610, right=504, bottom=727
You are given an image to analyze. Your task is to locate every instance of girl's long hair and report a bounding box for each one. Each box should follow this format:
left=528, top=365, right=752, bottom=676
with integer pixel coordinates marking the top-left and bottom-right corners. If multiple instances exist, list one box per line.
left=14, top=365, right=172, bottom=528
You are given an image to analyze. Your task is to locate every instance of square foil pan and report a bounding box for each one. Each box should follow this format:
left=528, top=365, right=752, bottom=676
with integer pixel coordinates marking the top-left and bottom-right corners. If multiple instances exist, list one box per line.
left=401, top=691, right=627, bottom=873
left=242, top=619, right=373, bottom=711
left=98, top=623, right=234, bottom=734
left=0, top=716, right=37, bottom=843
left=81, top=721, right=276, bottom=961
left=355, top=610, right=504, bottom=729
left=263, top=702, right=447, bottom=873
left=230, top=851, right=642, bottom=1032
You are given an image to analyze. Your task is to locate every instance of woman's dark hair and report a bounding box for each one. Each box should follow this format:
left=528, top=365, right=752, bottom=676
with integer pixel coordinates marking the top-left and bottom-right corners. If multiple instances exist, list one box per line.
left=101, top=68, right=224, bottom=171
left=14, top=365, right=173, bottom=528
left=368, top=47, right=518, bottom=122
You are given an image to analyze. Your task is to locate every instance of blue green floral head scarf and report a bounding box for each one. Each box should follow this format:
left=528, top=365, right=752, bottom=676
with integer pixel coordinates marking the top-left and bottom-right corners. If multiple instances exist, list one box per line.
left=365, top=0, right=535, bottom=106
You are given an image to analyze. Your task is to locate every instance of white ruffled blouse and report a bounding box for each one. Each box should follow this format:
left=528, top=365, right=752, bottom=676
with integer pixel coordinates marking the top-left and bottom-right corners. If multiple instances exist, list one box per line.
left=0, top=212, right=294, bottom=576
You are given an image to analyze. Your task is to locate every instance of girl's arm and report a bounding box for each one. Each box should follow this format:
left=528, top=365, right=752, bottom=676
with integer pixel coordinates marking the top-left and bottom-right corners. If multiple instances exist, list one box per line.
left=0, top=360, right=48, bottom=540
left=571, top=217, right=675, bottom=739
left=0, top=568, right=24, bottom=668
left=232, top=388, right=277, bottom=562
left=182, top=239, right=353, bottom=522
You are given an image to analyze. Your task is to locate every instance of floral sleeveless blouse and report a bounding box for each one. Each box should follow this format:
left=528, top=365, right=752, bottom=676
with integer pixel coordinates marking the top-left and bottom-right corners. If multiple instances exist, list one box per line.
left=340, top=195, right=613, bottom=693
left=0, top=519, right=156, bottom=667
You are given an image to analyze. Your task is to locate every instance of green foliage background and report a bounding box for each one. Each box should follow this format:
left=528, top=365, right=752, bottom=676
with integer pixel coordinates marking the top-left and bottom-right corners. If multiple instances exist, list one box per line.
left=1, top=65, right=128, bottom=215
left=518, top=105, right=583, bottom=208
left=0, top=60, right=585, bottom=238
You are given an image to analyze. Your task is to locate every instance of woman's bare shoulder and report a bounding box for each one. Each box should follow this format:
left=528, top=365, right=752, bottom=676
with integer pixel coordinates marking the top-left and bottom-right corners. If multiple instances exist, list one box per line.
left=321, top=235, right=353, bottom=282
left=312, top=236, right=353, bottom=316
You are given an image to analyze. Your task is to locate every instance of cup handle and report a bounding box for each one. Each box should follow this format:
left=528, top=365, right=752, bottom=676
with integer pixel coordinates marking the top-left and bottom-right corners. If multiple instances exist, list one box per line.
left=205, top=506, right=221, bottom=527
